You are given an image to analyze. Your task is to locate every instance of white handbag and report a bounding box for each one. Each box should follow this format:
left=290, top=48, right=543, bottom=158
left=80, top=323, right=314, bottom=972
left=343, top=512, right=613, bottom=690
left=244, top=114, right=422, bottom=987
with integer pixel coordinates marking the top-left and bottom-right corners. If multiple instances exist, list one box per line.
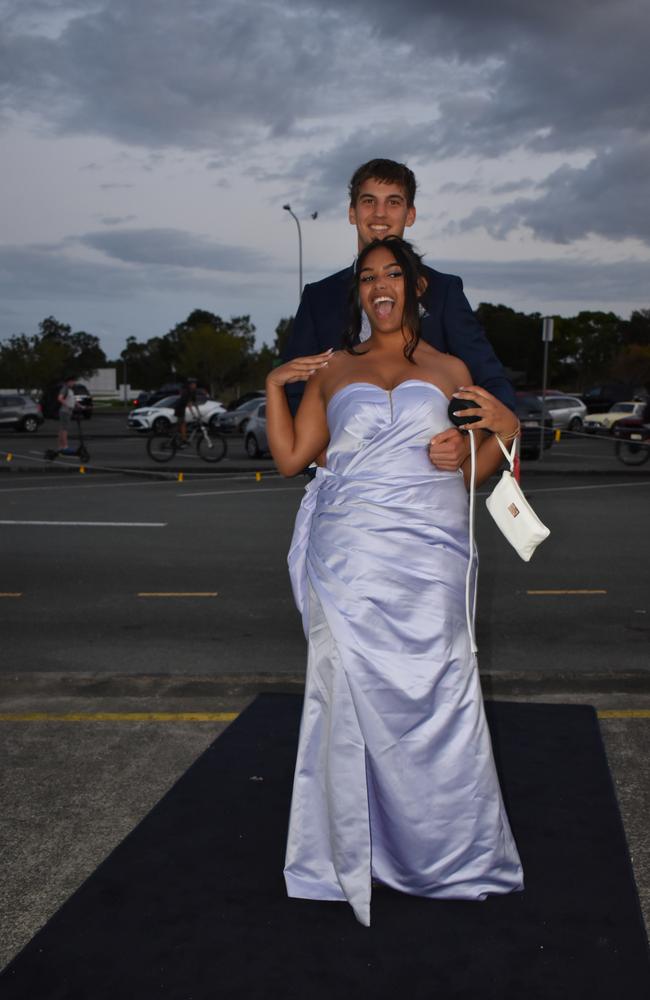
left=484, top=436, right=550, bottom=561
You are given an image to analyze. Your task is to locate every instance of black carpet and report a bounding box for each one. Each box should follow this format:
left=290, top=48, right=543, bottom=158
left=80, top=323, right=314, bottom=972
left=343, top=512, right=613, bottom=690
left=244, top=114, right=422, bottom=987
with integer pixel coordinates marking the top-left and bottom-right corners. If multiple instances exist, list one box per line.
left=2, top=696, right=649, bottom=1000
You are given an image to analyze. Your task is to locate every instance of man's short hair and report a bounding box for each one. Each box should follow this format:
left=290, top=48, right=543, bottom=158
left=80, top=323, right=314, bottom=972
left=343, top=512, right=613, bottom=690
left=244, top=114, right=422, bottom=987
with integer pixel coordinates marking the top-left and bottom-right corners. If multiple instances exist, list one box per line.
left=348, top=159, right=417, bottom=207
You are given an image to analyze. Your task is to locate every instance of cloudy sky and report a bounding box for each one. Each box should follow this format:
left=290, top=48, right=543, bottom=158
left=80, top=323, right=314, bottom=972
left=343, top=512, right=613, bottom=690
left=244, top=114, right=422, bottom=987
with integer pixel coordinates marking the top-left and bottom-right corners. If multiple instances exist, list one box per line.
left=1, top=0, right=649, bottom=358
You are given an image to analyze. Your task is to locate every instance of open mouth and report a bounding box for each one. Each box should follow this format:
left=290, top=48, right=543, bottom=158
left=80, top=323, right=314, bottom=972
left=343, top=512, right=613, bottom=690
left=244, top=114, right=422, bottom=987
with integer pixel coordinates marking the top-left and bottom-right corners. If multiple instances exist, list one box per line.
left=372, top=295, right=395, bottom=318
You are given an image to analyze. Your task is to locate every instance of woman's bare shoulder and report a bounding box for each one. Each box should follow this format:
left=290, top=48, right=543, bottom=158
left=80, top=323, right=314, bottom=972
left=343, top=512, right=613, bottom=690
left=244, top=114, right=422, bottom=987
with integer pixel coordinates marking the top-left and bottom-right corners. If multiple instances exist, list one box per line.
left=443, top=353, right=473, bottom=389
left=306, top=350, right=356, bottom=399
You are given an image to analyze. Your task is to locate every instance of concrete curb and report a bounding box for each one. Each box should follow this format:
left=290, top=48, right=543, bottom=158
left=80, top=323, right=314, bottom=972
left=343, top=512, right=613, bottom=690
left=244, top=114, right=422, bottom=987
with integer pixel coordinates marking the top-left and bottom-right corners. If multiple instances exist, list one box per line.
left=2, top=671, right=649, bottom=699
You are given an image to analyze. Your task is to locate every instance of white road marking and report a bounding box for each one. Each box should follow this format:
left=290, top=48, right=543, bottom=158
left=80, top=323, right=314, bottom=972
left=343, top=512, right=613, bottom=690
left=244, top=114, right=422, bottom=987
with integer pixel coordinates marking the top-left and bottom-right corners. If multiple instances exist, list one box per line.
left=510, top=480, right=650, bottom=496
left=177, top=486, right=305, bottom=498
left=0, top=519, right=166, bottom=527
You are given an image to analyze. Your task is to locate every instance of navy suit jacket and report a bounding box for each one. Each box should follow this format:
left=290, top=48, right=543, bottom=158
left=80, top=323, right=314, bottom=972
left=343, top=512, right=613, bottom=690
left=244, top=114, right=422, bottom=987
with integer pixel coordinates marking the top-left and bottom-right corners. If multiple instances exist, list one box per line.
left=282, top=264, right=515, bottom=414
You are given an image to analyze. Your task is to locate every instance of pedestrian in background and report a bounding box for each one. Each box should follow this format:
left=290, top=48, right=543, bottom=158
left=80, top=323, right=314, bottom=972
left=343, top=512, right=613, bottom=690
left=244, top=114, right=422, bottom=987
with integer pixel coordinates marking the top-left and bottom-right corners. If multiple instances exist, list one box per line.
left=57, top=375, right=77, bottom=450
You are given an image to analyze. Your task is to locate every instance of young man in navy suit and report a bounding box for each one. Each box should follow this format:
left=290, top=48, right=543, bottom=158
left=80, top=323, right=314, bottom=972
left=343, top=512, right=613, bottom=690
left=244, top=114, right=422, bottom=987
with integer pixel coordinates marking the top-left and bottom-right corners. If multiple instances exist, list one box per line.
left=281, top=158, right=515, bottom=470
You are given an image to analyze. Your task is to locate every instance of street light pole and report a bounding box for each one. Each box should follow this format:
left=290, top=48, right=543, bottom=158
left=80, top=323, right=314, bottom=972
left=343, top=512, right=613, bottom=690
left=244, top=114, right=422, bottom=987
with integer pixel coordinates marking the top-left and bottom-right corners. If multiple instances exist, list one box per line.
left=539, top=316, right=554, bottom=460
left=283, top=204, right=318, bottom=301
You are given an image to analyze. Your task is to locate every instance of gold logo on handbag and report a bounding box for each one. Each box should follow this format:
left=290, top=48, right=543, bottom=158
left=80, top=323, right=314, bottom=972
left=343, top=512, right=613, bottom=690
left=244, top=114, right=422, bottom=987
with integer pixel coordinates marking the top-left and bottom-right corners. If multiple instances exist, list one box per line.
left=508, top=502, right=520, bottom=518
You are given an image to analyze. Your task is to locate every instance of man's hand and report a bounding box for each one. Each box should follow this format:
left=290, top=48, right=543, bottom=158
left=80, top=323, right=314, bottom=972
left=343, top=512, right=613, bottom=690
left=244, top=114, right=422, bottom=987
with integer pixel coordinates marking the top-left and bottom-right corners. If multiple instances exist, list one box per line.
left=428, top=427, right=469, bottom=471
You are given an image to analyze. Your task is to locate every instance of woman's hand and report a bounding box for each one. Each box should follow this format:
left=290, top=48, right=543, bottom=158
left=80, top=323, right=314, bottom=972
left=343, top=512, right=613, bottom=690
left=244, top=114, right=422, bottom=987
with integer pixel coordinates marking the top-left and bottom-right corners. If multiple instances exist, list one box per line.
left=451, top=386, right=519, bottom=438
left=428, top=427, right=470, bottom=471
left=266, top=350, right=333, bottom=388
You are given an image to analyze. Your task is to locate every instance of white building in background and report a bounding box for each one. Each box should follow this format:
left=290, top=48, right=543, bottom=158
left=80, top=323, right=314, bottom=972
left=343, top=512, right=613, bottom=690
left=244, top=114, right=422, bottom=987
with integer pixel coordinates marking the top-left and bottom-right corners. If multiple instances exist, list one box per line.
left=84, top=368, right=139, bottom=400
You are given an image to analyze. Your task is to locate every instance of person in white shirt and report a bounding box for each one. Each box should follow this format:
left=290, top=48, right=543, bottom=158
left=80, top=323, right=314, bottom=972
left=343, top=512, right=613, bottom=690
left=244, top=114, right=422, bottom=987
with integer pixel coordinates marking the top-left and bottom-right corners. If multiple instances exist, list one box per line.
left=57, top=375, right=77, bottom=450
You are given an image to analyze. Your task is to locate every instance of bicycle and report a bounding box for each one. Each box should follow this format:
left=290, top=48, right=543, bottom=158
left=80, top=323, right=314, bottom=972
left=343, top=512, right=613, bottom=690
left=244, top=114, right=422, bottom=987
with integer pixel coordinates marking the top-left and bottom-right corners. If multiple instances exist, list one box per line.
left=146, top=420, right=227, bottom=464
left=613, top=414, right=650, bottom=466
left=615, top=437, right=650, bottom=466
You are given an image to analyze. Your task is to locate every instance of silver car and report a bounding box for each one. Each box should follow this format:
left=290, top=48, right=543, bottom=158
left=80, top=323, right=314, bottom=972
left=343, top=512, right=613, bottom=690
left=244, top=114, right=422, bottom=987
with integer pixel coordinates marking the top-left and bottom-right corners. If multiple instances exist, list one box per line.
left=0, top=393, right=44, bottom=432
left=244, top=402, right=269, bottom=458
left=537, top=395, right=587, bottom=431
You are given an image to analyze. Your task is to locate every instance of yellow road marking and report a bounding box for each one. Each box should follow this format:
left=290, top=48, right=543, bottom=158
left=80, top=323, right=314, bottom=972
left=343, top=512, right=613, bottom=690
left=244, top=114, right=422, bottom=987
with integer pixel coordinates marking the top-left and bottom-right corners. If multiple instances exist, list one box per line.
left=0, top=592, right=22, bottom=597
left=0, top=712, right=239, bottom=722
left=0, top=710, right=647, bottom=723
left=137, top=592, right=218, bottom=597
left=597, top=710, right=650, bottom=719
left=527, top=589, right=607, bottom=595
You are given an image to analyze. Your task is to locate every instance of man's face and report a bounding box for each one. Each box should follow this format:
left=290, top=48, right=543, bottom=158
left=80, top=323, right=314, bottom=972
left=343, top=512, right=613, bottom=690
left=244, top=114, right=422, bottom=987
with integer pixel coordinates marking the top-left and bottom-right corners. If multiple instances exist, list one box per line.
left=349, top=178, right=416, bottom=250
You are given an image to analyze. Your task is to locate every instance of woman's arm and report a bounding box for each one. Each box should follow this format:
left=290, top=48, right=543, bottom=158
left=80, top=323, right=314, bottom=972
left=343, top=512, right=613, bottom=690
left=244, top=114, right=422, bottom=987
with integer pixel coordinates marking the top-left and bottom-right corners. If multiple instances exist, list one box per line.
left=265, top=350, right=332, bottom=477
left=453, top=385, right=520, bottom=488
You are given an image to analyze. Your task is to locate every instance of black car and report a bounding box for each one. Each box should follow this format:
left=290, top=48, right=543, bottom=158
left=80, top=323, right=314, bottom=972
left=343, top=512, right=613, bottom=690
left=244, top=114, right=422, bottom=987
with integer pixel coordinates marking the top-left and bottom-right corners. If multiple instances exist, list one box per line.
left=73, top=384, right=93, bottom=420
left=0, top=393, right=44, bottom=432
left=225, top=390, right=266, bottom=412
left=515, top=394, right=554, bottom=460
left=131, top=384, right=201, bottom=412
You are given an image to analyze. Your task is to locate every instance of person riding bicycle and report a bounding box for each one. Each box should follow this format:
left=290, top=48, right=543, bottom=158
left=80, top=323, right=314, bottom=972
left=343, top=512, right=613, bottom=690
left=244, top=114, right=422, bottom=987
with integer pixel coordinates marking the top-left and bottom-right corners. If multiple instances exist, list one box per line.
left=174, top=378, right=201, bottom=446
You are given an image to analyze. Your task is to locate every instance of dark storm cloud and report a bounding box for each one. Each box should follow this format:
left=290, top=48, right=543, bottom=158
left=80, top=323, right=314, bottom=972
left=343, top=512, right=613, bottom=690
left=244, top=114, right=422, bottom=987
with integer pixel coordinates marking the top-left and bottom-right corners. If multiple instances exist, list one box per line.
left=435, top=256, right=650, bottom=305
left=0, top=0, right=364, bottom=148
left=80, top=229, right=268, bottom=271
left=0, top=244, right=143, bottom=299
left=454, top=139, right=650, bottom=246
left=0, top=237, right=269, bottom=303
left=1, top=0, right=649, bottom=246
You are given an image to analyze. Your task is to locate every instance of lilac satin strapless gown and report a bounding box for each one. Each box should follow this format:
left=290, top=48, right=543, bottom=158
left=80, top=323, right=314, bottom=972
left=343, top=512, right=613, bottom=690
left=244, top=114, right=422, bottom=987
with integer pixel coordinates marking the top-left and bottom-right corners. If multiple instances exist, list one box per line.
left=284, top=380, right=523, bottom=926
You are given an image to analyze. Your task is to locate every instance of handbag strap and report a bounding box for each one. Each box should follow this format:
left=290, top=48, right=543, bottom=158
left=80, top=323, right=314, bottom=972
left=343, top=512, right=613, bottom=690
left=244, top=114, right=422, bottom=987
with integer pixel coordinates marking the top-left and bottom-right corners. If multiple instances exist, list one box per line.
left=495, top=434, right=517, bottom=471
left=465, top=430, right=478, bottom=655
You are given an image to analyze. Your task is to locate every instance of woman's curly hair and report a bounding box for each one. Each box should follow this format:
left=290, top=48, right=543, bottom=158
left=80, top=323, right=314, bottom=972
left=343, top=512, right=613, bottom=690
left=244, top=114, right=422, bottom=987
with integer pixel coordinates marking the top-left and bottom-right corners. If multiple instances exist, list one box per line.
left=342, top=236, right=426, bottom=363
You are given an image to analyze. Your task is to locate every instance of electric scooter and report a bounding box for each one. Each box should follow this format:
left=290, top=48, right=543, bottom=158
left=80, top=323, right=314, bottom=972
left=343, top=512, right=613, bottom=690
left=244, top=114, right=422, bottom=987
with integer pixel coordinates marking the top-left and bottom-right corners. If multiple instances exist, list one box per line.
left=45, top=412, right=90, bottom=463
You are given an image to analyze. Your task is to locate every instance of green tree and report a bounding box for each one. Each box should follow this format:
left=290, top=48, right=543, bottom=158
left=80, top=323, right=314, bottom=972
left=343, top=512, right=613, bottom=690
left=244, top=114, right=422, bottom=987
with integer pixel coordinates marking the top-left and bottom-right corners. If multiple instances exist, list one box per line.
left=0, top=317, right=106, bottom=391
left=39, top=315, right=106, bottom=376
left=119, top=336, right=171, bottom=391
left=167, top=310, right=257, bottom=397
left=611, top=345, right=650, bottom=389
left=272, top=317, right=294, bottom=358
left=555, top=311, right=623, bottom=389
left=622, top=309, right=650, bottom=347
left=475, top=303, right=543, bottom=384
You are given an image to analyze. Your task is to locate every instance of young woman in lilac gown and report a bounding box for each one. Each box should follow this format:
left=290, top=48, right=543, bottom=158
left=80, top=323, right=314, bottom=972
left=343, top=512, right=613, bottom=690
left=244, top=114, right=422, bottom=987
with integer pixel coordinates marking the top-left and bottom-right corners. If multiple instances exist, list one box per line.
left=266, top=237, right=524, bottom=926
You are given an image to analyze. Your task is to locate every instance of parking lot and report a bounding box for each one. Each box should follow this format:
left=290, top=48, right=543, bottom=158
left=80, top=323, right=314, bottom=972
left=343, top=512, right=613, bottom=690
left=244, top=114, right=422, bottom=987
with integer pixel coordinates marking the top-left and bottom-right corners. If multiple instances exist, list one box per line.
left=1, top=418, right=649, bottom=968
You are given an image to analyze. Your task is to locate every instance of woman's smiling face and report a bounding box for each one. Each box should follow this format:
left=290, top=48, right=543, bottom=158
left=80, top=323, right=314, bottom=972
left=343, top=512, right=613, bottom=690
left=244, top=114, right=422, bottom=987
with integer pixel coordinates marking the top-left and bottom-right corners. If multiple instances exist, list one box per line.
left=358, top=244, right=406, bottom=334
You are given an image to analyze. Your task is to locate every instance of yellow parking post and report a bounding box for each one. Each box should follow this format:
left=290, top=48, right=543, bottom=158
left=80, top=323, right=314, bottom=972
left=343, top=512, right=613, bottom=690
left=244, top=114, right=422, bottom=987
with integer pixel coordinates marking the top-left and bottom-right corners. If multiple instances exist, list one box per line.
left=255, top=471, right=262, bottom=482
left=554, top=429, right=561, bottom=442
left=6, top=453, right=12, bottom=462
left=178, top=471, right=184, bottom=483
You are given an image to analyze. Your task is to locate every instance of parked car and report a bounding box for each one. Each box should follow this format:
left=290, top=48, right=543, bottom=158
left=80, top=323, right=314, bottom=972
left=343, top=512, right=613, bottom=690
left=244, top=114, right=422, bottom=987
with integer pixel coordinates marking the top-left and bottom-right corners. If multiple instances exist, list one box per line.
left=583, top=401, right=647, bottom=434
left=218, top=396, right=266, bottom=434
left=131, top=385, right=186, bottom=411
left=127, top=394, right=226, bottom=433
left=225, top=390, right=266, bottom=412
left=515, top=394, right=554, bottom=459
left=0, top=393, right=44, bottom=432
left=537, top=394, right=587, bottom=431
left=244, top=402, right=269, bottom=458
left=581, top=383, right=645, bottom=414
left=73, top=383, right=93, bottom=419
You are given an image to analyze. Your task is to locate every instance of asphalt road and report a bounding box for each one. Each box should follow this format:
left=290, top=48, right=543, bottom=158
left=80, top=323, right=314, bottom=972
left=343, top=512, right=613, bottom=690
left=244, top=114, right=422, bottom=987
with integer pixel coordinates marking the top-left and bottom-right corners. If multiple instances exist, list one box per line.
left=0, top=433, right=648, bottom=678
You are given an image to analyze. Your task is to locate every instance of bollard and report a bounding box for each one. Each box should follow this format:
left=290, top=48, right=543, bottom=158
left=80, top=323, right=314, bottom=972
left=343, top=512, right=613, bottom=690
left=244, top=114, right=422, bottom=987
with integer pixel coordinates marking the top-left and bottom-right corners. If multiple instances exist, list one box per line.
left=6, top=453, right=12, bottom=462
left=178, top=472, right=184, bottom=483
left=79, top=465, right=86, bottom=474
left=554, top=429, right=561, bottom=442
left=255, top=471, right=262, bottom=482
